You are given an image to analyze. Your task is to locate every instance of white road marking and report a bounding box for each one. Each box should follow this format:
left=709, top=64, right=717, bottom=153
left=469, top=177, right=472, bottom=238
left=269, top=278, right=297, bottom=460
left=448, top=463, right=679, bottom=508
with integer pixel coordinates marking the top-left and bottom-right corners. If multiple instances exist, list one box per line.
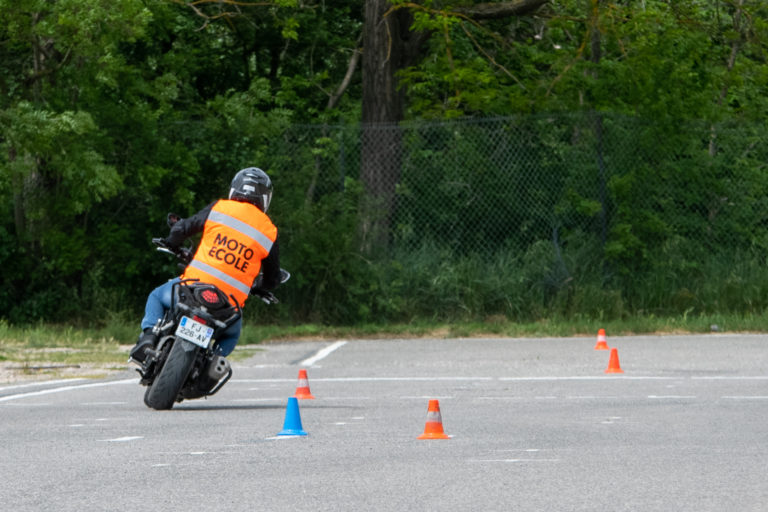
left=647, top=395, right=696, bottom=399
left=230, top=398, right=283, bottom=402
left=311, top=396, right=371, bottom=400
left=103, top=436, right=143, bottom=442
left=232, top=375, right=768, bottom=388
left=233, top=376, right=493, bottom=383
left=478, top=396, right=527, bottom=400
left=472, top=459, right=560, bottom=463
left=0, top=378, right=135, bottom=403
left=299, top=340, right=348, bottom=367
left=498, top=376, right=673, bottom=381
left=693, top=376, right=768, bottom=380
left=4, top=373, right=767, bottom=405
left=0, top=379, right=87, bottom=392
left=400, top=395, right=454, bottom=400
left=233, top=364, right=292, bottom=369
left=566, top=396, right=622, bottom=400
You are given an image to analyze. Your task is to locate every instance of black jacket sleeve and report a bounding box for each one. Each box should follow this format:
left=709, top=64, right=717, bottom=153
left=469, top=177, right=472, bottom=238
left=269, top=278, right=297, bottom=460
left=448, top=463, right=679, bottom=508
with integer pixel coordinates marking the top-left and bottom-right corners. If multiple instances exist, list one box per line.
left=259, top=235, right=281, bottom=291
left=164, top=202, right=215, bottom=248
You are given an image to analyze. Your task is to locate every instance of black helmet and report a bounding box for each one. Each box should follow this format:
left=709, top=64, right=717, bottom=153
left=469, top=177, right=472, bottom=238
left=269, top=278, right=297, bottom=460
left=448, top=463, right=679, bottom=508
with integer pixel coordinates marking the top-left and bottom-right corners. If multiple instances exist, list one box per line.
left=229, top=167, right=273, bottom=212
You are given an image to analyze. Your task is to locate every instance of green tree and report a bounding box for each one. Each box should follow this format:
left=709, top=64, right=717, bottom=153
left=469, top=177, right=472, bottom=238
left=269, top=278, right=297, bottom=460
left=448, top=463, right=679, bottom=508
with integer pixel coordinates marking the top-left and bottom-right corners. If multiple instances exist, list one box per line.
left=392, top=1, right=768, bottom=261
left=0, top=0, right=153, bottom=319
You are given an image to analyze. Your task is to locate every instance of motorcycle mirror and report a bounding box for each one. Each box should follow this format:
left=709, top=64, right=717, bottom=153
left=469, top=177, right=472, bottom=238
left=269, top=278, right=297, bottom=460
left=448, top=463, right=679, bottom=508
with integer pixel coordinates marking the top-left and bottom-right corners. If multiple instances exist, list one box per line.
left=167, top=213, right=180, bottom=228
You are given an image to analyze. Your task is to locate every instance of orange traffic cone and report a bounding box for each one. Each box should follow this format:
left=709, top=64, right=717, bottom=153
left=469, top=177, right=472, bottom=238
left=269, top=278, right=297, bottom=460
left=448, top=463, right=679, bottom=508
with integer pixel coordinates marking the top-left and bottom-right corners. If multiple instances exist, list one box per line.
left=417, top=399, right=450, bottom=439
left=605, top=347, right=624, bottom=374
left=293, top=369, right=315, bottom=399
left=594, top=328, right=609, bottom=350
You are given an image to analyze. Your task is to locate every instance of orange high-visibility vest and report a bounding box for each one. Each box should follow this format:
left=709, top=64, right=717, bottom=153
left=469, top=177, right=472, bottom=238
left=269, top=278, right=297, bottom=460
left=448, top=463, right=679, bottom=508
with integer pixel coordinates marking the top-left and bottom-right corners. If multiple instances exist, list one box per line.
left=181, top=199, right=277, bottom=307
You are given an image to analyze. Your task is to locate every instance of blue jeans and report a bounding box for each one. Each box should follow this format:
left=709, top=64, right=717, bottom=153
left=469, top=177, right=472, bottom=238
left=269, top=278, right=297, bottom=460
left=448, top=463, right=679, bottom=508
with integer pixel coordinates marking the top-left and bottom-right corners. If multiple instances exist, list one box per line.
left=141, top=277, right=242, bottom=357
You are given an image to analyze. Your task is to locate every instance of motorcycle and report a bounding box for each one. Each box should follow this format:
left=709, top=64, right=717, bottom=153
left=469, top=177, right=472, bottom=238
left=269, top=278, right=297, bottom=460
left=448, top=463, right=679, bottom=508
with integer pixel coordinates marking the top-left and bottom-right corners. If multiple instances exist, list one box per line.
left=132, top=214, right=288, bottom=410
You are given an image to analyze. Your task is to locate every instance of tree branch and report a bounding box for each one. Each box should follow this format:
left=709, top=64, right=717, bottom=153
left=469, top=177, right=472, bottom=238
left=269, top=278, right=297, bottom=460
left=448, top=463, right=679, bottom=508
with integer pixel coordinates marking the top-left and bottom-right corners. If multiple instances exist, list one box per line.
left=327, top=47, right=361, bottom=110
left=453, top=0, right=550, bottom=20
left=459, top=21, right=525, bottom=90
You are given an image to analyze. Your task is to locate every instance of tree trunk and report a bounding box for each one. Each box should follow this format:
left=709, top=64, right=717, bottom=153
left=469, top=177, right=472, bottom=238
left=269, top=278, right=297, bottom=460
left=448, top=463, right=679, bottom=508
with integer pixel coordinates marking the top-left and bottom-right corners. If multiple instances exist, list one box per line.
left=589, top=1, right=607, bottom=250
left=10, top=147, right=25, bottom=242
left=360, top=0, right=407, bottom=254
left=709, top=0, right=744, bottom=157
left=358, top=0, right=549, bottom=254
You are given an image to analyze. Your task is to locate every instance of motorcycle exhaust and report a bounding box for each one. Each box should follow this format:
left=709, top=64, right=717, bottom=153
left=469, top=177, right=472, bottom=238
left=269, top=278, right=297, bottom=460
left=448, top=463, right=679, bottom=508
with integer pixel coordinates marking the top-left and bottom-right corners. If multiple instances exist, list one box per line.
left=207, top=355, right=231, bottom=381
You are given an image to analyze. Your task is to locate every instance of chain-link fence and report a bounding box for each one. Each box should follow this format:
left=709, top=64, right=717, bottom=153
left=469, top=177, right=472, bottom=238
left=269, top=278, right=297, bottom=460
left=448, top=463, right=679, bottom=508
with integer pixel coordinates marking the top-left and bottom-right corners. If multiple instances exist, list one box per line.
left=262, top=113, right=768, bottom=320
left=272, top=112, right=768, bottom=258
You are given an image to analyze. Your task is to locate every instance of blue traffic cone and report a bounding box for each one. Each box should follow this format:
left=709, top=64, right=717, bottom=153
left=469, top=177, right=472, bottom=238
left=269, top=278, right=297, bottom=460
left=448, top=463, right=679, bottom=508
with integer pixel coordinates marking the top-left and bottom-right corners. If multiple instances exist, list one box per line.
left=277, top=397, right=307, bottom=436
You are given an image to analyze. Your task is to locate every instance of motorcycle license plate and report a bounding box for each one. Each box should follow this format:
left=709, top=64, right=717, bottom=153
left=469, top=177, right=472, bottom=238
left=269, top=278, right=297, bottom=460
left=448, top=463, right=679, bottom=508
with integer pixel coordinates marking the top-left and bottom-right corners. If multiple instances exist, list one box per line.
left=176, top=316, right=214, bottom=349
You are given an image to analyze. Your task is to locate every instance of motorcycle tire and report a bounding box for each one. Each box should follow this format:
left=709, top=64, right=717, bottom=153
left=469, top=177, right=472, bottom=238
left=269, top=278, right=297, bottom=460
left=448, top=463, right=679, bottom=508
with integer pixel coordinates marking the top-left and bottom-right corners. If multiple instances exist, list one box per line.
left=144, top=338, right=197, bottom=410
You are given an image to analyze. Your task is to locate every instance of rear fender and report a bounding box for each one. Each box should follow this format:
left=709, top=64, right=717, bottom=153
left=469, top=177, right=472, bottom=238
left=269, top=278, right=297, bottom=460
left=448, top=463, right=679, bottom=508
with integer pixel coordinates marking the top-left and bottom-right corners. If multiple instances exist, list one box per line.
left=178, top=339, right=200, bottom=353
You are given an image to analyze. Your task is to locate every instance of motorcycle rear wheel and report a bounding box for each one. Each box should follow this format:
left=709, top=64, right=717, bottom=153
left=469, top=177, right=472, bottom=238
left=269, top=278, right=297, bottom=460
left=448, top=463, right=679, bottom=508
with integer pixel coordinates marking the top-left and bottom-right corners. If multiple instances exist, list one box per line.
left=144, top=338, right=197, bottom=410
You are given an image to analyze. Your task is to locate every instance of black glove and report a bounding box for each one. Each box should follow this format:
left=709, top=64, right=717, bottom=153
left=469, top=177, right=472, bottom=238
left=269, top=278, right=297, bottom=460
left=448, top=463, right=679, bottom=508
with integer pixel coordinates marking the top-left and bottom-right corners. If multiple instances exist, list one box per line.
left=182, top=246, right=194, bottom=262
left=152, top=237, right=170, bottom=249
left=250, top=287, right=278, bottom=304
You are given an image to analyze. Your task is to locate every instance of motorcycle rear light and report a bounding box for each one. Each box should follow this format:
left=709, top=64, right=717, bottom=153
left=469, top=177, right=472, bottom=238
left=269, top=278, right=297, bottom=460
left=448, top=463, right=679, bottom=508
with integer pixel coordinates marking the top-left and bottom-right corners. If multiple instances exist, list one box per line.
left=201, top=290, right=220, bottom=304
left=193, top=315, right=207, bottom=325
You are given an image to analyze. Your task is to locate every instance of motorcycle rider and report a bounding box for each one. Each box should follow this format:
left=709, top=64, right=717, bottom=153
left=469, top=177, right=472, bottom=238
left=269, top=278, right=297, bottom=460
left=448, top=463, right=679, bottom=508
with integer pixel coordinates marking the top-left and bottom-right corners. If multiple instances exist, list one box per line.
left=130, top=167, right=281, bottom=363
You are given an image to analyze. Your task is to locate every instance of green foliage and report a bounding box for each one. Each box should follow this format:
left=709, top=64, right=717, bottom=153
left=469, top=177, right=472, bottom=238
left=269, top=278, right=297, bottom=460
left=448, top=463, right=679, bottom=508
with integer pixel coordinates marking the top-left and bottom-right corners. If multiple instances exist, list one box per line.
left=0, top=102, right=121, bottom=217
left=0, top=0, right=766, bottom=329
left=397, top=0, right=768, bottom=123
left=0, top=0, right=363, bottom=322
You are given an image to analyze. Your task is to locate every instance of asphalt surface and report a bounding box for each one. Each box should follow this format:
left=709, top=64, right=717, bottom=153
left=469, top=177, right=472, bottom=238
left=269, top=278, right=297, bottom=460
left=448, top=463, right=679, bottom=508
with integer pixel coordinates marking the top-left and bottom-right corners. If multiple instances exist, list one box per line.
left=1, top=334, right=767, bottom=511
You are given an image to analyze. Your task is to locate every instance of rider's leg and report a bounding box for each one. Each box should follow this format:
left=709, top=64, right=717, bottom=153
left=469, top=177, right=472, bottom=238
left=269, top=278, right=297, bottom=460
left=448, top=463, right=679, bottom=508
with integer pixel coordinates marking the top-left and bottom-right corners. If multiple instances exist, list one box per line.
left=141, top=278, right=180, bottom=330
left=215, top=317, right=242, bottom=357
left=131, top=278, right=180, bottom=362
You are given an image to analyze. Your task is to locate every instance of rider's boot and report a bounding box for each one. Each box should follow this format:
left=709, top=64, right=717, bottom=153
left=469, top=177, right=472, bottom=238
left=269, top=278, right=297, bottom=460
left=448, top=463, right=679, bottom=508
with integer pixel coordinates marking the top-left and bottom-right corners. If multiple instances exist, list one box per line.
left=129, top=329, right=158, bottom=363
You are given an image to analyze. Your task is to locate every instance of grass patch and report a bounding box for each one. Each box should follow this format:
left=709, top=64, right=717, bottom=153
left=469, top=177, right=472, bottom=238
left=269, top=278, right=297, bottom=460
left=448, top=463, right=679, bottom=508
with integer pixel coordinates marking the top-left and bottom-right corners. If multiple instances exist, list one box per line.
left=0, top=313, right=765, bottom=373
left=243, top=312, right=768, bottom=342
left=0, top=322, right=130, bottom=367
left=226, top=347, right=265, bottom=362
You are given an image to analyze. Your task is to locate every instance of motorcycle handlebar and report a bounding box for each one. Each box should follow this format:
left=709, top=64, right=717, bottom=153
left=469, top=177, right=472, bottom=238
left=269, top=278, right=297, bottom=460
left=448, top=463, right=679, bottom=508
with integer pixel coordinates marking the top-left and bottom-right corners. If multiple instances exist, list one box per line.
left=152, top=238, right=193, bottom=265
left=152, top=237, right=170, bottom=249
left=250, top=288, right=279, bottom=304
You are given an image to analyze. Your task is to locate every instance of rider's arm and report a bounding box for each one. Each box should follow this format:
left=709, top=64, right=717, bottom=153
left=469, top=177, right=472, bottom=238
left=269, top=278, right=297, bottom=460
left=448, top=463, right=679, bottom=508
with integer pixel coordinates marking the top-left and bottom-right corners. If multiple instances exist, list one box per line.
left=164, top=202, right=215, bottom=248
left=259, top=236, right=281, bottom=291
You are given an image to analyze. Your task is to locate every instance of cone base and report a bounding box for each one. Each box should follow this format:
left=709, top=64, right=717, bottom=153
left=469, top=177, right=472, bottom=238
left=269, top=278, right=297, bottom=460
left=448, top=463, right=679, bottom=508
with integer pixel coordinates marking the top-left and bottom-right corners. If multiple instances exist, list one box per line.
left=417, top=432, right=450, bottom=440
left=277, top=429, right=307, bottom=436
left=294, top=392, right=315, bottom=399
left=605, top=368, right=624, bottom=374
left=594, top=342, right=609, bottom=350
